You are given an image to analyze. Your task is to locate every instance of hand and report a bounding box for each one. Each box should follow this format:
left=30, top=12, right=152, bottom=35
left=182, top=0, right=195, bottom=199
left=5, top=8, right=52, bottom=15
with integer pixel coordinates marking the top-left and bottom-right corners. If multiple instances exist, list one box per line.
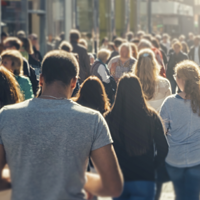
left=0, top=178, right=11, bottom=191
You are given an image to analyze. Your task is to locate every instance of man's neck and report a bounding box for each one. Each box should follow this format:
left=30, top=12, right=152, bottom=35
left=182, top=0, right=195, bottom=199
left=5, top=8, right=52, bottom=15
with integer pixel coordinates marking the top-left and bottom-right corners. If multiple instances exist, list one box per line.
left=40, top=83, right=72, bottom=99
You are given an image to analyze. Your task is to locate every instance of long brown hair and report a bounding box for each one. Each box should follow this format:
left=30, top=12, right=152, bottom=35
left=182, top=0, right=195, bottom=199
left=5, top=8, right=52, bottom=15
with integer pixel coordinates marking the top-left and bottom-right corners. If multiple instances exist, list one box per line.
left=105, top=73, right=162, bottom=156
left=73, top=76, right=110, bottom=114
left=175, top=60, right=200, bottom=116
left=0, top=66, right=23, bottom=108
left=134, top=49, right=160, bottom=100
left=20, top=37, right=34, bottom=55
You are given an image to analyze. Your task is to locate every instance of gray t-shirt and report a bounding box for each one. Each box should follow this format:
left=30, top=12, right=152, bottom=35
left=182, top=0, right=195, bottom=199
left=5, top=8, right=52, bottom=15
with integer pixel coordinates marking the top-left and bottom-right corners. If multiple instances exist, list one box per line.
left=0, top=98, right=113, bottom=200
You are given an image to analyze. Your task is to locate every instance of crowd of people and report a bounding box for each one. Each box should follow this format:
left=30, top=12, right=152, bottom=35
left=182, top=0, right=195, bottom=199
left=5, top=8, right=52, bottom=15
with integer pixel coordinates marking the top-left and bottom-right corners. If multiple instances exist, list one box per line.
left=0, top=28, right=200, bottom=200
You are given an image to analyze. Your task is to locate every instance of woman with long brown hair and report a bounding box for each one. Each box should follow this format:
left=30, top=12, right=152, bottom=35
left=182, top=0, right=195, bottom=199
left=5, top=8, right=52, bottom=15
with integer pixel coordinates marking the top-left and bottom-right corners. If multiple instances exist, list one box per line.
left=161, top=60, right=200, bottom=200
left=134, top=49, right=171, bottom=112
left=0, top=66, right=23, bottom=109
left=105, top=74, right=168, bottom=200
left=73, top=76, right=110, bottom=114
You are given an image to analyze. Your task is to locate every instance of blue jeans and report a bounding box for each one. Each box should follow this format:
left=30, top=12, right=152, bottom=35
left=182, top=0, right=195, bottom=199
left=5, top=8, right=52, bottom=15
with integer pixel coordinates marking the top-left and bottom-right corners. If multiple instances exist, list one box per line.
left=169, top=78, right=177, bottom=94
left=113, top=181, right=155, bottom=200
left=166, top=163, right=200, bottom=200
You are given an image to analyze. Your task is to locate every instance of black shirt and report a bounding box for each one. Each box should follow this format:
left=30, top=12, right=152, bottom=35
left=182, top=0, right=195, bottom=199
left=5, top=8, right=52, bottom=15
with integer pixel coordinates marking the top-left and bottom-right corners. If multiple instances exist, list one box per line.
left=106, top=114, right=168, bottom=182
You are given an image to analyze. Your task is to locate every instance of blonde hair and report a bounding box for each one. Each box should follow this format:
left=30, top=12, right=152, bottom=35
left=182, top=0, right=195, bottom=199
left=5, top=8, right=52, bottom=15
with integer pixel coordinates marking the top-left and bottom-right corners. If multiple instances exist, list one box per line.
left=1, top=50, right=23, bottom=76
left=172, top=41, right=182, bottom=50
left=130, top=43, right=138, bottom=59
left=134, top=49, right=160, bottom=100
left=119, top=43, right=132, bottom=58
left=97, top=49, right=111, bottom=62
left=175, top=60, right=200, bottom=116
left=79, top=38, right=88, bottom=48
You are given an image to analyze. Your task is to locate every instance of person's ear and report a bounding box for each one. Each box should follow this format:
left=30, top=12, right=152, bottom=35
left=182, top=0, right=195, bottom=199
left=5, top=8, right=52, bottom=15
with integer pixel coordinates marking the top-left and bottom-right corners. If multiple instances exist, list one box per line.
left=39, top=74, right=44, bottom=87
left=71, top=77, right=77, bottom=90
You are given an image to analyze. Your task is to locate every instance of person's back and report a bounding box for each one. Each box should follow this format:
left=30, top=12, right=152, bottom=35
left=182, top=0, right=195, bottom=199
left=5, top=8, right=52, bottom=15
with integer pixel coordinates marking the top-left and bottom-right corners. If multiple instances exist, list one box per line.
left=105, top=74, right=168, bottom=200
left=0, top=99, right=110, bottom=200
left=134, top=49, right=171, bottom=111
left=161, top=94, right=200, bottom=166
left=15, top=75, right=34, bottom=100
left=160, top=60, right=200, bottom=200
left=148, top=76, right=171, bottom=112
left=0, top=50, right=123, bottom=200
left=70, top=30, right=90, bottom=83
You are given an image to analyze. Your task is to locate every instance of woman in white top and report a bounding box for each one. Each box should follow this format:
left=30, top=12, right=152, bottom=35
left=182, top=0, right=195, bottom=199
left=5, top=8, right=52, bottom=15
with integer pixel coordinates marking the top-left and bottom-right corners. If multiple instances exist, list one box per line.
left=134, top=49, right=171, bottom=112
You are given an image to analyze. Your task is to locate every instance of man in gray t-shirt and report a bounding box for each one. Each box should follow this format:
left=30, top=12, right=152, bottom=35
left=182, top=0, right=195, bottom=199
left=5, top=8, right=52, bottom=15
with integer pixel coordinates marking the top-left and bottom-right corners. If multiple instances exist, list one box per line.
left=0, top=50, right=123, bottom=200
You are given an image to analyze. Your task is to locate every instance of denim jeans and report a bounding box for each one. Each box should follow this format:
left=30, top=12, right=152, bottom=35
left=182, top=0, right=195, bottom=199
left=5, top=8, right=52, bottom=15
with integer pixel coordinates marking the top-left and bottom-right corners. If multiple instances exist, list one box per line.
left=166, top=163, right=200, bottom=200
left=113, top=181, right=155, bottom=200
left=169, top=78, right=177, bottom=94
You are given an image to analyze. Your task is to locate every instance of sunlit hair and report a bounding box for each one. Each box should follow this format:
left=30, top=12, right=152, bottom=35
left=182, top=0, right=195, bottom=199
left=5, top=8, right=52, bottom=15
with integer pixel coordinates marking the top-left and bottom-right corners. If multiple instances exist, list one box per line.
left=138, top=39, right=152, bottom=51
left=133, top=49, right=160, bottom=100
left=172, top=41, right=182, bottom=50
left=0, top=66, right=23, bottom=108
left=104, top=73, right=163, bottom=156
left=1, top=50, right=23, bottom=76
left=181, top=42, right=189, bottom=54
left=79, top=38, right=88, bottom=49
left=97, top=49, right=111, bottom=62
left=130, top=43, right=138, bottom=59
left=59, top=41, right=73, bottom=52
left=119, top=43, right=132, bottom=58
left=175, top=60, right=200, bottom=116
left=73, top=76, right=110, bottom=114
left=20, top=37, right=34, bottom=54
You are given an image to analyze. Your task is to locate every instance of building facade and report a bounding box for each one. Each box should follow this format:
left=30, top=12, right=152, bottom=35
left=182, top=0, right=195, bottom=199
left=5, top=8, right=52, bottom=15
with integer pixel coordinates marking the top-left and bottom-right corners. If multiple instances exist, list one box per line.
left=1, top=0, right=139, bottom=55
left=147, top=0, right=195, bottom=36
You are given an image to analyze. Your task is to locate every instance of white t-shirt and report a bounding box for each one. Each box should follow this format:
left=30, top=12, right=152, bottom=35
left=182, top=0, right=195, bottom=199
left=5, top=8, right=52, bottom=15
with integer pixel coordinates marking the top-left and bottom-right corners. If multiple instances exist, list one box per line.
left=97, top=64, right=110, bottom=83
left=0, top=98, right=113, bottom=200
left=147, top=76, right=172, bottom=112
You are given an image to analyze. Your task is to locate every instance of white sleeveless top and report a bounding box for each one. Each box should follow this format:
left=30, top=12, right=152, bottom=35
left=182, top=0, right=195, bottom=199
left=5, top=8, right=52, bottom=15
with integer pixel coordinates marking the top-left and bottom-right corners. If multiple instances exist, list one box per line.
left=147, top=76, right=172, bottom=112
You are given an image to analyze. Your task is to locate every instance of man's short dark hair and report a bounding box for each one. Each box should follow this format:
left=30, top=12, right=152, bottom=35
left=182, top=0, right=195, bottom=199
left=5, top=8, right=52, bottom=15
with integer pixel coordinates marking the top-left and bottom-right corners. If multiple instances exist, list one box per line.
left=3, top=37, right=22, bottom=50
left=1, top=32, right=9, bottom=38
left=131, top=38, right=140, bottom=44
left=59, top=41, right=73, bottom=52
left=42, top=50, right=79, bottom=86
left=70, top=29, right=81, bottom=42
left=114, top=38, right=123, bottom=48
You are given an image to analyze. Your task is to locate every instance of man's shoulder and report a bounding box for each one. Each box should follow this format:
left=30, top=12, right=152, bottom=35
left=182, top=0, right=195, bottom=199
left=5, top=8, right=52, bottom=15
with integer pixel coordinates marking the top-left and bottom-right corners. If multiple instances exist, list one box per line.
left=0, top=100, right=32, bottom=116
left=71, top=101, right=100, bottom=116
left=72, top=43, right=87, bottom=53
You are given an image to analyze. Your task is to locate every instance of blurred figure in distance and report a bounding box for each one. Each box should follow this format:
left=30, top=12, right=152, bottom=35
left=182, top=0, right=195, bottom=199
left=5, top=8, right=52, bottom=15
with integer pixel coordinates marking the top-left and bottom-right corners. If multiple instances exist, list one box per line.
left=1, top=50, right=34, bottom=100
left=108, top=43, right=136, bottom=82
left=70, top=29, right=91, bottom=83
left=167, top=41, right=188, bottom=94
left=134, top=49, right=171, bottom=112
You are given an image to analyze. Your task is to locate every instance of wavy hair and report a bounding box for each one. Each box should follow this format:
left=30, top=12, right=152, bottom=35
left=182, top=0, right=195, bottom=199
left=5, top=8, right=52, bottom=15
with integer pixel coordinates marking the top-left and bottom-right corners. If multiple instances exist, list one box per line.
left=134, top=49, right=160, bottom=100
left=73, top=76, right=110, bottom=114
left=0, top=66, right=23, bottom=108
left=175, top=60, right=200, bottom=116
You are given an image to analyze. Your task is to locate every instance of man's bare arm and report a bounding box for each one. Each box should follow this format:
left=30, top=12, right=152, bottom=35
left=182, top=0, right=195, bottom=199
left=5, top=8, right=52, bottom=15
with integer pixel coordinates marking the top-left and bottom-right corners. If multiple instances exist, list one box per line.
left=84, top=144, right=123, bottom=197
